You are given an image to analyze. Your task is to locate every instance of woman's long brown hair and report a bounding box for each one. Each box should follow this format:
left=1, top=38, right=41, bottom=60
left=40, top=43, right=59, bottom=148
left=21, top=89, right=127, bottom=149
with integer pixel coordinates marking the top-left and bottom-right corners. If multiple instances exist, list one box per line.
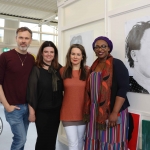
left=62, top=44, right=87, bottom=81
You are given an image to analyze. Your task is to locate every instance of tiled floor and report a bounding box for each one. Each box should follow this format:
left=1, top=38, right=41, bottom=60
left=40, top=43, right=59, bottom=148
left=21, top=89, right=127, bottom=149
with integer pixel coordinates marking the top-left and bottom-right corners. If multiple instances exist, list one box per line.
left=0, top=104, right=68, bottom=150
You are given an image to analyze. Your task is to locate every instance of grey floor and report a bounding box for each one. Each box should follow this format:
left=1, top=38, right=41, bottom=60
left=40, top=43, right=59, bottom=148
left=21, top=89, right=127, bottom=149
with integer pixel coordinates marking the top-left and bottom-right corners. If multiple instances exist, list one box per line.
left=0, top=103, right=68, bottom=150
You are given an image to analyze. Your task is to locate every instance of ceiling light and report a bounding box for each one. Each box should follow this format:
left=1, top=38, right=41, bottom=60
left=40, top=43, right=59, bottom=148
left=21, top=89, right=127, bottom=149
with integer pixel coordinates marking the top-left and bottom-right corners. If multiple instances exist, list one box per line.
left=55, top=16, right=58, bottom=20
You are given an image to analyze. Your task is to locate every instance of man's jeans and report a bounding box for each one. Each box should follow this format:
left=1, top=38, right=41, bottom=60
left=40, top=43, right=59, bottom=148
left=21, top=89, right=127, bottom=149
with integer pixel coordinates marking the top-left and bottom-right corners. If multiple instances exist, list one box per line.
left=4, top=104, right=29, bottom=150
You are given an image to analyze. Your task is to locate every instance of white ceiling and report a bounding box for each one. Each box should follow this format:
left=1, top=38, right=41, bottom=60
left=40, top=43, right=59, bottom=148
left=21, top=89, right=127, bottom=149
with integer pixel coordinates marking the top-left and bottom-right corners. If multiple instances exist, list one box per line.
left=0, top=0, right=58, bottom=25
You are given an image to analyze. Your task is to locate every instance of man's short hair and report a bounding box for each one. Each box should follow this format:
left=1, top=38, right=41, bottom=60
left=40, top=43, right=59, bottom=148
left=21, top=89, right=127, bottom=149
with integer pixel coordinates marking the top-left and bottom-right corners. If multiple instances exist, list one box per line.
left=16, top=27, right=32, bottom=38
left=125, top=21, right=150, bottom=67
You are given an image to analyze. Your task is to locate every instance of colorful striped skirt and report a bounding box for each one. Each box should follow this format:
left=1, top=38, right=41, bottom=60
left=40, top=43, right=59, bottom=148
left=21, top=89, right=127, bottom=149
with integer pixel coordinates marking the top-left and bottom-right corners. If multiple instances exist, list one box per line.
left=84, top=108, right=128, bottom=150
left=84, top=72, right=129, bottom=150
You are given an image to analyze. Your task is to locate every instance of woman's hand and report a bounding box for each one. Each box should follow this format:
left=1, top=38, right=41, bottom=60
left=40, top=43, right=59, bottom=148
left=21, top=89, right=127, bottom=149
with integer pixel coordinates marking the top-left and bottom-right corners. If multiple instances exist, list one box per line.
left=108, top=111, right=118, bottom=128
left=28, top=104, right=35, bottom=122
left=28, top=114, right=36, bottom=122
left=108, top=96, right=125, bottom=128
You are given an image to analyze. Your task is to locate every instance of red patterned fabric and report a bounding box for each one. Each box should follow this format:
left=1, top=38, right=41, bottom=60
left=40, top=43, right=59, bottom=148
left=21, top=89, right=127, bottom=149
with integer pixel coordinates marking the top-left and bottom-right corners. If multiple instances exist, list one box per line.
left=128, top=113, right=140, bottom=150
left=83, top=54, right=113, bottom=129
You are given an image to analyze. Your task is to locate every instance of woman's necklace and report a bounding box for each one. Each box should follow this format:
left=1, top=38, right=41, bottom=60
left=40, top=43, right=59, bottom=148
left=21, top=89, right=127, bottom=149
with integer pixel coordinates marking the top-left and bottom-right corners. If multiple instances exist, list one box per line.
left=16, top=51, right=28, bottom=66
left=43, top=62, right=50, bottom=66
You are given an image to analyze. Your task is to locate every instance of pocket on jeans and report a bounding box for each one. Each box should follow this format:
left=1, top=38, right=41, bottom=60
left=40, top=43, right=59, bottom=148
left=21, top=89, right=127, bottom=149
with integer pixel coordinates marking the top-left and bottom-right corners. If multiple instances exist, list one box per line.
left=4, top=108, right=16, bottom=114
left=5, top=109, right=20, bottom=125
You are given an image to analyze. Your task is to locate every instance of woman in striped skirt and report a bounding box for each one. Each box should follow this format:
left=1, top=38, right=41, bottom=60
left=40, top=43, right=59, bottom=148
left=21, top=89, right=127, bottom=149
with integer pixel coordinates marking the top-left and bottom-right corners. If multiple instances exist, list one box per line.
left=83, top=36, right=130, bottom=150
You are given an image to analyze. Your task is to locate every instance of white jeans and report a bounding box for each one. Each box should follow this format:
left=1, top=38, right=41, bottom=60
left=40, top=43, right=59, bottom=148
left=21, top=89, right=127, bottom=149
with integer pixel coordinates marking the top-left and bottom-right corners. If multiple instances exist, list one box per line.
left=64, top=125, right=86, bottom=150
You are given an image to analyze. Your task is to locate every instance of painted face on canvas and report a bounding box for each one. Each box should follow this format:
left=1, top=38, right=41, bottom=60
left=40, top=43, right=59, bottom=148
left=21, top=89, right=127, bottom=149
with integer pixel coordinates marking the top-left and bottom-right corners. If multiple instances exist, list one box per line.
left=70, top=47, right=83, bottom=67
left=42, top=47, right=55, bottom=64
left=134, top=28, right=150, bottom=78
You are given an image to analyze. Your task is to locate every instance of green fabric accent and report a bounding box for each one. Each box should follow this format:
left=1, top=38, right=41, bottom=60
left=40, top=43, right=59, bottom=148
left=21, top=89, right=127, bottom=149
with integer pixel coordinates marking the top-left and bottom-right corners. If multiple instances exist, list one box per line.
left=142, top=120, right=150, bottom=150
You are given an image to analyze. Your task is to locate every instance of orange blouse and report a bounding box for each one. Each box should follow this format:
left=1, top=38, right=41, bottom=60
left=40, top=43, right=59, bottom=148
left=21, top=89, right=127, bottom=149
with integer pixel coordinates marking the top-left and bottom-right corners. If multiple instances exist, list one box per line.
left=60, top=67, right=87, bottom=121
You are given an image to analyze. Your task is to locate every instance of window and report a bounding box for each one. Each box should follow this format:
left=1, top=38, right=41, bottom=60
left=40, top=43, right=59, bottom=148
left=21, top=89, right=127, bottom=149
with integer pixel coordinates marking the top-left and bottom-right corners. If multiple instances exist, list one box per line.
left=0, top=19, right=4, bottom=42
left=42, top=34, right=53, bottom=41
left=0, top=19, right=4, bottom=27
left=42, top=25, right=54, bottom=33
left=0, top=29, right=4, bottom=42
left=19, top=21, right=58, bottom=43
left=32, top=33, right=40, bottom=41
left=20, top=22, right=39, bottom=31
left=41, top=25, right=58, bottom=43
left=20, top=22, right=40, bottom=41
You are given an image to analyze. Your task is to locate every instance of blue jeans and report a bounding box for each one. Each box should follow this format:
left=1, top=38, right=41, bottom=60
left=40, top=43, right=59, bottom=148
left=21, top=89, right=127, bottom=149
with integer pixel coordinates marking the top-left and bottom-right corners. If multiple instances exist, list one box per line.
left=4, top=104, right=29, bottom=150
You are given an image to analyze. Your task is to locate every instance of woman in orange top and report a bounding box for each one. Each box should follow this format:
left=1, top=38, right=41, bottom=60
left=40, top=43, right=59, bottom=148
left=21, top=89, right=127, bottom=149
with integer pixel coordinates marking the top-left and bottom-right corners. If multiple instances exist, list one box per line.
left=60, top=44, right=88, bottom=150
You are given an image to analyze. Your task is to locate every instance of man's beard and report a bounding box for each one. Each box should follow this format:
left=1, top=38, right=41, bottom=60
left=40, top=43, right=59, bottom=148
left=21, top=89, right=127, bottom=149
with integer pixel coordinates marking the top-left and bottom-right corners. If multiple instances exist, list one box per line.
left=18, top=44, right=30, bottom=51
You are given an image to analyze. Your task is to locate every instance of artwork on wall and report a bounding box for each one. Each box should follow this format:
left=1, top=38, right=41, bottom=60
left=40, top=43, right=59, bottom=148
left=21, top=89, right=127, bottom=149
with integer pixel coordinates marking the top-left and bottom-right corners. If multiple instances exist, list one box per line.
left=70, top=35, right=83, bottom=46
left=125, top=16, right=150, bottom=94
left=70, top=31, right=93, bottom=66
left=142, top=120, right=150, bottom=150
left=128, top=112, right=140, bottom=150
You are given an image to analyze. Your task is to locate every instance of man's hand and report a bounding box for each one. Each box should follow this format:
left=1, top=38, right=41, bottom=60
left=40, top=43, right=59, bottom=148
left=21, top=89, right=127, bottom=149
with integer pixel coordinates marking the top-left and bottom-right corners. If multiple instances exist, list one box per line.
left=5, top=105, right=20, bottom=112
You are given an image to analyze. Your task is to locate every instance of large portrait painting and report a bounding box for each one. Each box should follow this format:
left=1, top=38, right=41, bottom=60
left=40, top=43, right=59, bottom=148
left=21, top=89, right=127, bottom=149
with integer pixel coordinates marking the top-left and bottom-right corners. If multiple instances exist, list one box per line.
left=70, top=31, right=93, bottom=66
left=125, top=16, right=150, bottom=94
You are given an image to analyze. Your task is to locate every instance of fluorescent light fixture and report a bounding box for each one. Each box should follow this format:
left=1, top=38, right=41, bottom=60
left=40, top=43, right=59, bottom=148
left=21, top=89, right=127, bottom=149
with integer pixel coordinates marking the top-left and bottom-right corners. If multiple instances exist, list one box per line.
left=55, top=16, right=58, bottom=20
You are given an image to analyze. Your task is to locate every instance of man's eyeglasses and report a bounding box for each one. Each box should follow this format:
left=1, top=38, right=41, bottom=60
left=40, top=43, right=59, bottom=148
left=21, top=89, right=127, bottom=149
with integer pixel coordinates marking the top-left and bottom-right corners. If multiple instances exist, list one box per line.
left=94, top=45, right=108, bottom=51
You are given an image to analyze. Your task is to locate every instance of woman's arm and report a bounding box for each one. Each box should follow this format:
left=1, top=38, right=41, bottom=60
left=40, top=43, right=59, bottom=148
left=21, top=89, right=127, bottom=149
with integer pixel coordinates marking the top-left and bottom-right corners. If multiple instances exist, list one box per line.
left=108, top=59, right=129, bottom=127
left=108, top=96, right=125, bottom=127
left=27, top=66, right=39, bottom=121
left=28, top=104, right=36, bottom=122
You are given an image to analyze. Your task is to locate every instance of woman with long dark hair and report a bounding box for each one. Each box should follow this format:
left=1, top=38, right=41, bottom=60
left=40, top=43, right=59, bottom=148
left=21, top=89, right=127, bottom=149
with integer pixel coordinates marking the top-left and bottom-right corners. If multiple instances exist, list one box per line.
left=27, top=41, right=63, bottom=150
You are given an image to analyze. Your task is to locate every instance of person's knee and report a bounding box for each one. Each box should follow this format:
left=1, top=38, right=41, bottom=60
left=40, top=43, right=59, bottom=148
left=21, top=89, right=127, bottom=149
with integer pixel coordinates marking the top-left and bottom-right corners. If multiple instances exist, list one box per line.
left=68, top=139, right=78, bottom=149
left=78, top=136, right=84, bottom=142
left=78, top=132, right=84, bottom=141
left=67, top=134, right=78, bottom=147
left=21, top=135, right=27, bottom=145
left=11, top=135, right=26, bottom=150
left=77, top=125, right=86, bottom=140
left=18, top=136, right=26, bottom=148
left=12, top=128, right=27, bottom=149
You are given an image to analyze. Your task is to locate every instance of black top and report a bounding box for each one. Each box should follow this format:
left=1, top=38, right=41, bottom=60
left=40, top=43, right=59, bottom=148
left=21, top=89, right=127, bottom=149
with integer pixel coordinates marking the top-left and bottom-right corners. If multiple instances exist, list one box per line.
left=110, top=58, right=130, bottom=112
left=129, top=76, right=149, bottom=94
left=27, top=65, right=63, bottom=110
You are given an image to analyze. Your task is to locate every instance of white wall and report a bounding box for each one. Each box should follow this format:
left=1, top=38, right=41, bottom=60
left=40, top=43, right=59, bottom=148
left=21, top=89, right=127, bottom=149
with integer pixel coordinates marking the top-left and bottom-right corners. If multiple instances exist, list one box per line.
left=58, top=0, right=105, bottom=65
left=63, top=0, right=105, bottom=26
left=57, top=0, right=150, bottom=149
left=108, top=0, right=141, bottom=11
